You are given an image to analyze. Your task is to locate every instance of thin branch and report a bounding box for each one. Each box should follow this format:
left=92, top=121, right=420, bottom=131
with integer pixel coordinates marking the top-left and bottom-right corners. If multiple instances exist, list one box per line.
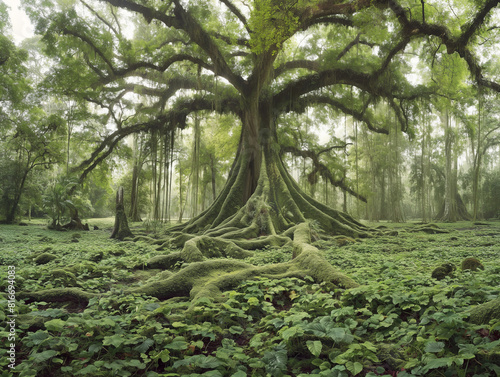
left=219, top=0, right=250, bottom=33
left=80, top=0, right=120, bottom=37
left=336, top=33, right=375, bottom=61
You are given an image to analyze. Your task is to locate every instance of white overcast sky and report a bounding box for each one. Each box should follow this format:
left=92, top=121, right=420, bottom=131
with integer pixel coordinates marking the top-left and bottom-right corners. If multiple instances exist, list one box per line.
left=4, top=0, right=34, bottom=44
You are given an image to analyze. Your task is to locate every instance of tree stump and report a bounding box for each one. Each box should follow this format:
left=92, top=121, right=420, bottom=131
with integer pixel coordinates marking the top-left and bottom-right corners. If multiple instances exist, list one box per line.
left=111, top=187, right=133, bottom=240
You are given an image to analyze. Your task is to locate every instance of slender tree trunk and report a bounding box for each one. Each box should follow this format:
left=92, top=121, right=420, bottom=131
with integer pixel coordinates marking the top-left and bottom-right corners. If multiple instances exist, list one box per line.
left=190, top=114, right=201, bottom=218
left=389, top=114, right=405, bottom=222
left=472, top=91, right=482, bottom=220
left=155, top=137, right=163, bottom=221
left=129, top=163, right=142, bottom=221
left=442, top=110, right=457, bottom=221
left=210, top=154, right=216, bottom=202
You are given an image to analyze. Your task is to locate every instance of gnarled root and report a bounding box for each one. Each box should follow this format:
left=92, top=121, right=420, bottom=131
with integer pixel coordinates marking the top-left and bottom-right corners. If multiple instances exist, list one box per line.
left=130, top=247, right=357, bottom=308
left=18, top=288, right=97, bottom=305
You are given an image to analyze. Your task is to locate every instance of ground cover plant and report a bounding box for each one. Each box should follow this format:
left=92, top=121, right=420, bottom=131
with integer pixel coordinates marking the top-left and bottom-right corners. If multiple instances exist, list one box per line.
left=0, top=219, right=499, bottom=377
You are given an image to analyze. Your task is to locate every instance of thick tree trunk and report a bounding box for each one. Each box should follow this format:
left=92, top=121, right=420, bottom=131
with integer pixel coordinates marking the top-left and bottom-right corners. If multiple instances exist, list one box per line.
left=172, top=96, right=370, bottom=238
left=111, top=187, right=133, bottom=240
left=6, top=168, right=29, bottom=224
left=436, top=191, right=471, bottom=221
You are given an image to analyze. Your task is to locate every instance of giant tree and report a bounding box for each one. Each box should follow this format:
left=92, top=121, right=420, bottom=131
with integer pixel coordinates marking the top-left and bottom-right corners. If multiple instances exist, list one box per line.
left=22, top=0, right=500, bottom=301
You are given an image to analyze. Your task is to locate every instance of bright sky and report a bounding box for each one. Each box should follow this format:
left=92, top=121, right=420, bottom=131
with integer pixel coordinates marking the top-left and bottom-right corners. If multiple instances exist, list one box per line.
left=4, top=0, right=34, bottom=45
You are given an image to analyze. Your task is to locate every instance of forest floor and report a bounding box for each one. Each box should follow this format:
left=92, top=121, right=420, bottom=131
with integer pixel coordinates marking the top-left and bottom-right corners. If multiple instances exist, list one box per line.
left=0, top=219, right=499, bottom=377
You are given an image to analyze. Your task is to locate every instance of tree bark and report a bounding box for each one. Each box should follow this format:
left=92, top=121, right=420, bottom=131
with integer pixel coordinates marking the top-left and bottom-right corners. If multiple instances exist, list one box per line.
left=111, top=187, right=133, bottom=240
left=129, top=163, right=143, bottom=222
left=170, top=92, right=371, bottom=239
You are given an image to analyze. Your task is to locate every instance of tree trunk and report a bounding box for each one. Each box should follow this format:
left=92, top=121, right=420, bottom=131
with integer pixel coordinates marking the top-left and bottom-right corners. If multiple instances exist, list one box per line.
left=111, top=187, right=133, bottom=240
left=6, top=167, right=29, bottom=224
left=189, top=114, right=201, bottom=218
left=442, top=110, right=458, bottom=221
left=129, top=163, right=143, bottom=222
left=172, top=96, right=370, bottom=238
left=472, top=92, right=482, bottom=220
left=129, top=134, right=144, bottom=222
left=439, top=111, right=471, bottom=221
left=210, top=153, right=216, bottom=202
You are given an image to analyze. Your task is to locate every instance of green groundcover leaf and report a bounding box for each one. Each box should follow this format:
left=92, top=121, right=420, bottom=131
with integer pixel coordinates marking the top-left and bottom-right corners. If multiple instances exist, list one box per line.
left=424, top=341, right=445, bottom=353
left=44, top=318, right=65, bottom=332
left=306, top=340, right=322, bottom=357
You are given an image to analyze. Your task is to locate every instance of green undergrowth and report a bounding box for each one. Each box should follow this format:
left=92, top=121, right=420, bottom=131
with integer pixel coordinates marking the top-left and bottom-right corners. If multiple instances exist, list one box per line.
left=0, top=220, right=499, bottom=377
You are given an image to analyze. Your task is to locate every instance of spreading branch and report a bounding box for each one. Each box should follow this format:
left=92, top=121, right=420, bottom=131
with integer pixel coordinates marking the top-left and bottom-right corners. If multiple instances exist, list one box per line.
left=287, top=95, right=389, bottom=135
left=281, top=145, right=367, bottom=202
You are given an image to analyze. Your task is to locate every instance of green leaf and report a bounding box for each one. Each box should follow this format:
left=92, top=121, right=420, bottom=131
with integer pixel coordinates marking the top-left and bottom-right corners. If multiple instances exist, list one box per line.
left=127, top=359, right=146, bottom=369
left=424, top=341, right=445, bottom=353
left=247, top=296, right=260, bottom=306
left=345, top=361, right=363, bottom=376
left=75, top=365, right=99, bottom=375
left=32, top=350, right=58, bottom=363
left=165, top=337, right=188, bottom=350
left=28, top=330, right=50, bottom=344
left=171, top=321, right=187, bottom=328
left=281, top=326, right=302, bottom=341
left=362, top=341, right=377, bottom=352
left=103, top=334, right=125, bottom=348
left=44, top=318, right=65, bottom=332
left=231, top=371, right=247, bottom=377
left=422, top=357, right=454, bottom=371
left=88, top=343, right=102, bottom=354
left=306, top=340, right=323, bottom=357
left=229, top=325, right=244, bottom=334
left=153, top=349, right=170, bottom=363
left=263, top=347, right=288, bottom=377
left=135, top=338, right=154, bottom=353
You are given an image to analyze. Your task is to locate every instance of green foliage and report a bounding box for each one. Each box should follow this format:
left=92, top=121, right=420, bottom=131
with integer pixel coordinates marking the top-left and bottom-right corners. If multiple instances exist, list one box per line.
left=248, top=0, right=306, bottom=54
left=1, top=221, right=499, bottom=376
left=43, top=176, right=79, bottom=227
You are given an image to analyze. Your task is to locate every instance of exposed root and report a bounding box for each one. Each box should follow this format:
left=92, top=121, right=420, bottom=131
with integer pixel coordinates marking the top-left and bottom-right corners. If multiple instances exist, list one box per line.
left=130, top=245, right=358, bottom=309
left=410, top=223, right=450, bottom=234
left=18, top=288, right=97, bottom=305
left=469, top=297, right=500, bottom=325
